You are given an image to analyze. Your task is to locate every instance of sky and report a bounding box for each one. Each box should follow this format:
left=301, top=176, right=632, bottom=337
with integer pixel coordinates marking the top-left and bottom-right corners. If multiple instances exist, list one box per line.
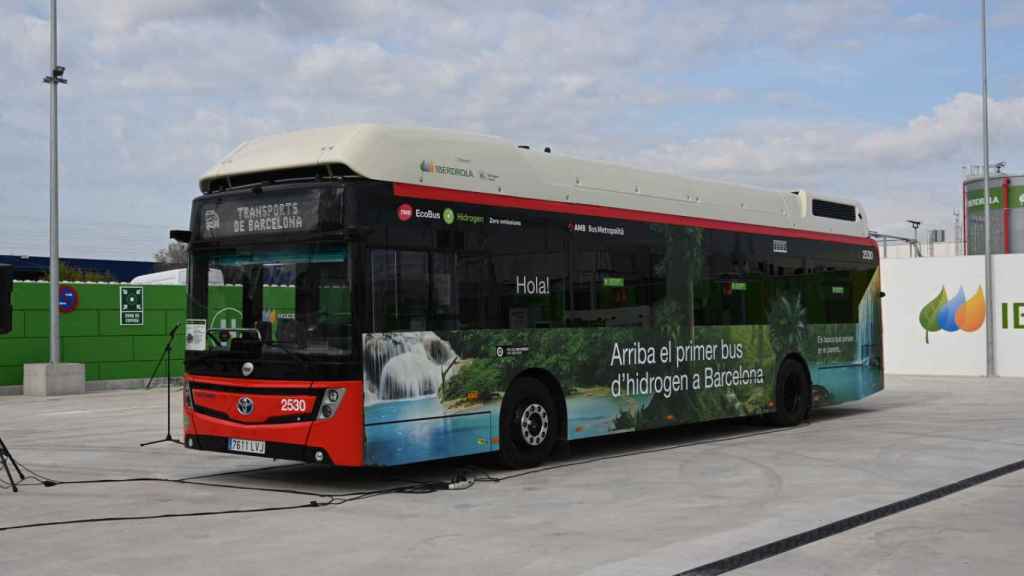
left=2, top=1, right=1024, bottom=261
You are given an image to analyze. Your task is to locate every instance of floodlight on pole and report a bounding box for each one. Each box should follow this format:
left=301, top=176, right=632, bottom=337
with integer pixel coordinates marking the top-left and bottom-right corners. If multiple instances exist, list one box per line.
left=42, top=0, right=66, bottom=365
left=980, top=0, right=994, bottom=377
left=906, top=220, right=921, bottom=257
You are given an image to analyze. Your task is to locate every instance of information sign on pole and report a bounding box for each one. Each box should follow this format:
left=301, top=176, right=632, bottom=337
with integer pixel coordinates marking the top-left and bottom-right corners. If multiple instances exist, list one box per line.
left=185, top=319, right=207, bottom=352
left=120, top=286, right=144, bottom=326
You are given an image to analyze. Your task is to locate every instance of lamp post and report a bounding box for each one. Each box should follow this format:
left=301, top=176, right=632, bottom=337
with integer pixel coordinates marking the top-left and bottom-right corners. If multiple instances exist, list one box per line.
left=980, top=0, right=994, bottom=377
left=42, top=0, right=66, bottom=365
left=906, top=220, right=921, bottom=258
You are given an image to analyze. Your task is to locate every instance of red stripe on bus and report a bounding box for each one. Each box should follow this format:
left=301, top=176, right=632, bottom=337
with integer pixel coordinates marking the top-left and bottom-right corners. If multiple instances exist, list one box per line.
left=393, top=183, right=877, bottom=248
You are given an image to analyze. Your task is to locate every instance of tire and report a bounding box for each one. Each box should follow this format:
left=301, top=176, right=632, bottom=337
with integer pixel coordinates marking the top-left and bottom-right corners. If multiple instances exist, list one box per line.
left=498, top=378, right=560, bottom=469
left=768, top=358, right=811, bottom=427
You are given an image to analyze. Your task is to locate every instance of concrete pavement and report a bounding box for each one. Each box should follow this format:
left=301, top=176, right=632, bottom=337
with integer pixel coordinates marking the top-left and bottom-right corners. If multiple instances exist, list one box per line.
left=1, top=375, right=1022, bottom=575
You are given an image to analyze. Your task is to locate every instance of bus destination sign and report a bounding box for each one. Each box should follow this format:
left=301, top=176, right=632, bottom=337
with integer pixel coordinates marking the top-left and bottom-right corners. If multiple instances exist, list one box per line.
left=193, top=189, right=333, bottom=241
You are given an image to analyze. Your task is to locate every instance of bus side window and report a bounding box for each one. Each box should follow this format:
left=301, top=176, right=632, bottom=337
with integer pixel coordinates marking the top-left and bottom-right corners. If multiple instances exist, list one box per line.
left=693, top=277, right=767, bottom=326
left=492, top=251, right=567, bottom=329
left=815, top=267, right=863, bottom=324
left=696, top=230, right=768, bottom=326
left=455, top=254, right=491, bottom=329
left=568, top=247, right=654, bottom=328
left=370, top=249, right=430, bottom=332
left=769, top=257, right=864, bottom=325
left=399, top=252, right=429, bottom=330
left=431, top=252, right=457, bottom=330
left=370, top=249, right=398, bottom=332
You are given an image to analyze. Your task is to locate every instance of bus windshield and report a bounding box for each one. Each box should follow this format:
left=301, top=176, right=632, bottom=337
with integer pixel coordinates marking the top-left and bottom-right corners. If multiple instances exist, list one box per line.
left=193, top=244, right=352, bottom=358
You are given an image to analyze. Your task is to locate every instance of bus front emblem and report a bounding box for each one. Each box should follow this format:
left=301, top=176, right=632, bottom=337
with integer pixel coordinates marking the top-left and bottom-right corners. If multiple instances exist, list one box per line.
left=236, top=397, right=254, bottom=416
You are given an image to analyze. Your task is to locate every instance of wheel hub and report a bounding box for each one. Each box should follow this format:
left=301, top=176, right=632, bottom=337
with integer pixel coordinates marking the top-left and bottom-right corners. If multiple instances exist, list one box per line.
left=519, top=403, right=549, bottom=447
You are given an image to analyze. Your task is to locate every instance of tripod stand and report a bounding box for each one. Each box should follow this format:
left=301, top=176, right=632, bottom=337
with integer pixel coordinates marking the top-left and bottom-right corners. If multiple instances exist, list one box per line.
left=140, top=322, right=183, bottom=448
left=1, top=434, right=26, bottom=493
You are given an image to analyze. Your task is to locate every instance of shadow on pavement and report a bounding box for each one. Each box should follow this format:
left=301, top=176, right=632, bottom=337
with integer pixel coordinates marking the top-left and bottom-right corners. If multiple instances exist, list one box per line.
left=188, top=406, right=885, bottom=495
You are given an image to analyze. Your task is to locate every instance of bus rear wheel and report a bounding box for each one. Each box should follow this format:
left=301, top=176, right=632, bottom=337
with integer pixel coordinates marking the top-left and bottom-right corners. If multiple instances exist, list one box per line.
left=498, top=378, right=559, bottom=469
left=768, top=359, right=810, bottom=427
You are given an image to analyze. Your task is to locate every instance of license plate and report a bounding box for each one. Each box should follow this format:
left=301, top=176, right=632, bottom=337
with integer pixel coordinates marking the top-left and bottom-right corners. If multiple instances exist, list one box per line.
left=227, top=438, right=266, bottom=455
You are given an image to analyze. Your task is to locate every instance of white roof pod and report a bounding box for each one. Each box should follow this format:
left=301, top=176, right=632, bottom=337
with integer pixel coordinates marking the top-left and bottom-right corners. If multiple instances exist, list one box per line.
left=201, top=124, right=871, bottom=239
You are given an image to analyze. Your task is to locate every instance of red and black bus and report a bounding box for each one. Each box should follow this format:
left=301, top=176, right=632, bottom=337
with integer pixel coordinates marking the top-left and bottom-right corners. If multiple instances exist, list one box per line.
left=182, top=125, right=882, bottom=468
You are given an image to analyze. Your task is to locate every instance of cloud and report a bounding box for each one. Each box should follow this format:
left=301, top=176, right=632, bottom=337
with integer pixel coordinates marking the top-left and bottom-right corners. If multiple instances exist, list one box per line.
left=629, top=93, right=1024, bottom=233
left=0, top=0, right=997, bottom=259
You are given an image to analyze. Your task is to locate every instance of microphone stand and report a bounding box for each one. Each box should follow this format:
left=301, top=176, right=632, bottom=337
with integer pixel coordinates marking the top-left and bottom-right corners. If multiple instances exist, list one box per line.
left=140, top=322, right=183, bottom=447
left=0, top=435, right=26, bottom=493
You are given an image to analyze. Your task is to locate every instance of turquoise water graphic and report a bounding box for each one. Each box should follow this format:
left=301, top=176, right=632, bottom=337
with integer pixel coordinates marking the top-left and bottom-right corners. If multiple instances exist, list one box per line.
left=364, top=395, right=626, bottom=465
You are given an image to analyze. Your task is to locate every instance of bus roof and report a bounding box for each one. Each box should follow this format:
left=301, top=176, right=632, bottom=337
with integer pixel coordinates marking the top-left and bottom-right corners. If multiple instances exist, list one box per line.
left=200, top=124, right=870, bottom=239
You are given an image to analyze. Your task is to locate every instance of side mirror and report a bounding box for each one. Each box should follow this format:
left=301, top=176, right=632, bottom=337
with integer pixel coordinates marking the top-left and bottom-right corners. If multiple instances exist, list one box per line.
left=0, top=263, right=12, bottom=334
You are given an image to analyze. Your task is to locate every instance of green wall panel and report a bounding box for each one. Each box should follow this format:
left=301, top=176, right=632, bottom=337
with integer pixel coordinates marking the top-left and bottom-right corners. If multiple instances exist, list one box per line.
left=67, top=284, right=119, bottom=310
left=24, top=311, right=49, bottom=338
left=60, top=310, right=100, bottom=337
left=1, top=283, right=190, bottom=387
left=0, top=367, right=23, bottom=386
left=63, top=337, right=134, bottom=363
left=0, top=311, right=26, bottom=339
left=0, top=339, right=49, bottom=366
left=132, top=335, right=185, bottom=361
left=12, top=283, right=50, bottom=310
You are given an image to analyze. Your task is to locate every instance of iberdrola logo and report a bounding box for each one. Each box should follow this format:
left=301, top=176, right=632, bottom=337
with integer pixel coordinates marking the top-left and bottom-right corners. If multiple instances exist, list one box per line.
left=918, top=286, right=985, bottom=343
left=420, top=160, right=474, bottom=178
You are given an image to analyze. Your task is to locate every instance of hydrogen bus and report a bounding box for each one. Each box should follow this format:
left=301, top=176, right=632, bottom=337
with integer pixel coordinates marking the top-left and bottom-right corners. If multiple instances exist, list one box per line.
left=181, top=124, right=882, bottom=468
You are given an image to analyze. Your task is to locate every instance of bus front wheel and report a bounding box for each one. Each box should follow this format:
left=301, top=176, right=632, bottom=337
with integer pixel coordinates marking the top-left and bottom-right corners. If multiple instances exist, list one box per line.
left=498, top=378, right=559, bottom=469
left=768, top=359, right=810, bottom=427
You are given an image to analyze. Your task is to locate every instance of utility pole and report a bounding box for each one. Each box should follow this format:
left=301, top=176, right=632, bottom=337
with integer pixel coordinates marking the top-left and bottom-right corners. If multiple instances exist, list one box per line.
left=981, top=0, right=995, bottom=377
left=43, top=0, right=66, bottom=364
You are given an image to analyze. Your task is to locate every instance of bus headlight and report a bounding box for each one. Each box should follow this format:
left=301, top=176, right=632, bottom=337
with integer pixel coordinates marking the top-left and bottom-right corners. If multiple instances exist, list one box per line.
left=318, top=388, right=345, bottom=420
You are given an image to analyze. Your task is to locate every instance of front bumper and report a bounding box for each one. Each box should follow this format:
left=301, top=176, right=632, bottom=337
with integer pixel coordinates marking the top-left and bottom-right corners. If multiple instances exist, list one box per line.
left=185, top=433, right=332, bottom=464
left=183, top=375, right=364, bottom=466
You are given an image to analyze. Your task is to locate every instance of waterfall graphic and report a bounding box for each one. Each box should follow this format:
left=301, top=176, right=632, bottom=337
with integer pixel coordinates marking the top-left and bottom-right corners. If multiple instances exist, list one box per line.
left=363, top=333, right=456, bottom=401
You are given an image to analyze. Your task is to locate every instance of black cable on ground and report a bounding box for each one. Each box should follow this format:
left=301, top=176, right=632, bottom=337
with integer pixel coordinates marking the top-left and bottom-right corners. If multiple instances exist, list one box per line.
left=0, top=421, right=807, bottom=533
left=0, top=475, right=467, bottom=533
left=0, top=500, right=330, bottom=532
